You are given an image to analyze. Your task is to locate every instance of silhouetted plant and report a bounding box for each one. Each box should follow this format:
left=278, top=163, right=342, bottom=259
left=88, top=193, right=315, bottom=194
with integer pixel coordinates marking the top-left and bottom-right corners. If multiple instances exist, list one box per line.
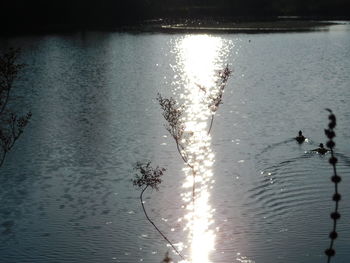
left=157, top=93, right=192, bottom=167
left=133, top=161, right=184, bottom=260
left=161, top=251, right=173, bottom=263
left=0, top=48, right=31, bottom=167
left=142, top=66, right=231, bottom=261
left=207, top=65, right=232, bottom=134
left=196, top=65, right=232, bottom=134
left=324, top=109, right=341, bottom=263
left=157, top=93, right=197, bottom=201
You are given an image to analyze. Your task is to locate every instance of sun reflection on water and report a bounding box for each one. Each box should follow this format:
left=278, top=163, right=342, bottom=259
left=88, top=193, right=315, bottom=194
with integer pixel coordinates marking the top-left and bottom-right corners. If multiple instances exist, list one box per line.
left=172, top=35, right=232, bottom=263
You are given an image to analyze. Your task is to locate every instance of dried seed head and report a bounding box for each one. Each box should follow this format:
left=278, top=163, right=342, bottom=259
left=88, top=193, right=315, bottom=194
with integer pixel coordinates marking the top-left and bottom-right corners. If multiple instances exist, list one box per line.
left=324, top=129, right=335, bottom=139
left=325, top=248, right=335, bottom=257
left=329, top=231, right=338, bottom=240
left=328, top=122, right=336, bottom=129
left=330, top=212, right=340, bottom=220
left=133, top=161, right=165, bottom=190
left=329, top=157, right=338, bottom=165
left=333, top=193, right=341, bottom=202
left=327, top=140, right=335, bottom=149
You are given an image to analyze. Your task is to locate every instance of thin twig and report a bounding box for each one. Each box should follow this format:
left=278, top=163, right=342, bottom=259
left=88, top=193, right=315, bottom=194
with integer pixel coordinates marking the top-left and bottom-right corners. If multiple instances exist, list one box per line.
left=0, top=89, right=10, bottom=115
left=0, top=150, right=7, bottom=167
left=208, top=115, right=214, bottom=135
left=140, top=186, right=185, bottom=260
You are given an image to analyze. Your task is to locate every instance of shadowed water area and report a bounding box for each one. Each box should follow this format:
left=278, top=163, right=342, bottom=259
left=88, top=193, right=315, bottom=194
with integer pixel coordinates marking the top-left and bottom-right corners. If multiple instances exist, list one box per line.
left=0, top=23, right=350, bottom=263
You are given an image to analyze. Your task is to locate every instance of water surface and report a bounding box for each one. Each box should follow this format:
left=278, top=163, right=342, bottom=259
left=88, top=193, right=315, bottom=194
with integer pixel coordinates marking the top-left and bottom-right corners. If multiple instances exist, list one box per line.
left=1, top=24, right=350, bottom=263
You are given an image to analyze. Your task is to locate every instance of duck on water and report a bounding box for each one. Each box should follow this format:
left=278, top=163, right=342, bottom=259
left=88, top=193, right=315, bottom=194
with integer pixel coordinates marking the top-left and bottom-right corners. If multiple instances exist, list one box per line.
left=311, top=143, right=329, bottom=155
left=295, top=130, right=306, bottom=144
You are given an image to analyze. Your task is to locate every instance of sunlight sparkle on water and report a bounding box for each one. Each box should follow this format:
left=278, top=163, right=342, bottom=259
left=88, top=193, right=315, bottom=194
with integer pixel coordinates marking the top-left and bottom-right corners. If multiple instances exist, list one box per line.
left=173, top=35, right=230, bottom=263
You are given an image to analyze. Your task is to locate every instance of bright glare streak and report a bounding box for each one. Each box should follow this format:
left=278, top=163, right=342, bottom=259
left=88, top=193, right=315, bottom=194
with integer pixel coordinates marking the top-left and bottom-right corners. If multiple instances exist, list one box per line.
left=180, top=35, right=223, bottom=89
left=174, top=35, right=228, bottom=263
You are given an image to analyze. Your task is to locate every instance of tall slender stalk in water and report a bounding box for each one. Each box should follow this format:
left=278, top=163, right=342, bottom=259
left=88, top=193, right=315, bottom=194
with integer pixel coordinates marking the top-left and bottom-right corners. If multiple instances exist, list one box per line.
left=324, top=109, right=341, bottom=263
left=157, top=93, right=192, bottom=167
left=157, top=66, right=231, bottom=206
left=133, top=162, right=185, bottom=260
left=207, top=114, right=215, bottom=135
left=196, top=65, right=232, bottom=135
left=157, top=93, right=196, bottom=204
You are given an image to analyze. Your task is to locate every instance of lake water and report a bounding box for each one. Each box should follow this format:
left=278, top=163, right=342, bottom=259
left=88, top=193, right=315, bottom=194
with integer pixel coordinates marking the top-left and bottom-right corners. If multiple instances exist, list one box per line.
left=1, top=23, right=350, bottom=263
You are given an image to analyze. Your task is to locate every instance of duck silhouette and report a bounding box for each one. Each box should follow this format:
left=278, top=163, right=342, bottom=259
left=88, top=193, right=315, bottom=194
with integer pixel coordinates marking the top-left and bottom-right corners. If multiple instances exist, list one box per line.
left=312, top=143, right=329, bottom=155
left=295, top=130, right=306, bottom=144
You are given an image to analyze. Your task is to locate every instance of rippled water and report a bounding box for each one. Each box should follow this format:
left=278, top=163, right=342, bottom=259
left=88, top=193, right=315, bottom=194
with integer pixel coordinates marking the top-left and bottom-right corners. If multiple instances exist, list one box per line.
left=1, top=23, right=350, bottom=263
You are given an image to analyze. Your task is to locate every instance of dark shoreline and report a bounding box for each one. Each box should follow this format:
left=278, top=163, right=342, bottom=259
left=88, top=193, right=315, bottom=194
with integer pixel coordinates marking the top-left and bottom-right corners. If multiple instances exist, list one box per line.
left=1, top=19, right=348, bottom=36
left=137, top=20, right=343, bottom=34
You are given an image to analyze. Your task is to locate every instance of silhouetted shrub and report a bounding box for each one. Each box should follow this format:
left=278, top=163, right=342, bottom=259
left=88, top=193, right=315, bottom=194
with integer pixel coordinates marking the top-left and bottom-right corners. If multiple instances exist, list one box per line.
left=157, top=93, right=191, bottom=166
left=208, top=65, right=232, bottom=133
left=0, top=48, right=31, bottom=167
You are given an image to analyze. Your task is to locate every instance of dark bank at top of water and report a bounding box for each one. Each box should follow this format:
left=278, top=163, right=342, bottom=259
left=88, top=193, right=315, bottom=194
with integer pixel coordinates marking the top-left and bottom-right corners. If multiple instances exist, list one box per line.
left=1, top=19, right=347, bottom=36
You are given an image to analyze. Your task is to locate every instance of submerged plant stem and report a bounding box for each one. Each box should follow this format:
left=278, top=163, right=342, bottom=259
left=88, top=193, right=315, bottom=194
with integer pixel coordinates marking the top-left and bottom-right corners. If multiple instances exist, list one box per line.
left=176, top=140, right=188, bottom=164
left=208, top=114, right=214, bottom=135
left=140, top=186, right=185, bottom=260
left=0, top=151, right=7, bottom=167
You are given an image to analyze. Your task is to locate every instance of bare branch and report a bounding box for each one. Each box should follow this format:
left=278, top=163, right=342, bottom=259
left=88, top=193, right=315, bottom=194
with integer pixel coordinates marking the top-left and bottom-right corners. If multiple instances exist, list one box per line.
left=0, top=48, right=30, bottom=168
left=133, top=162, right=185, bottom=260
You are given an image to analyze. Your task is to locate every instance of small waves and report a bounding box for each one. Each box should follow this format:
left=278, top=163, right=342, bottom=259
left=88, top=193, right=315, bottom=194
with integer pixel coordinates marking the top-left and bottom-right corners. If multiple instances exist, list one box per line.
left=248, top=138, right=350, bottom=225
